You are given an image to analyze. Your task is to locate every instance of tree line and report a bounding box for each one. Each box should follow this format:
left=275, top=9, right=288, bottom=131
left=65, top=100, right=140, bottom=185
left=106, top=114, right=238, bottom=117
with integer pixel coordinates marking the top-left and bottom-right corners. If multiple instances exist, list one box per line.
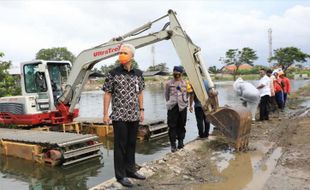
left=34, top=46, right=310, bottom=74
left=0, top=46, right=309, bottom=97
left=220, top=47, right=309, bottom=71
left=212, top=47, right=310, bottom=80
left=0, top=53, right=21, bottom=97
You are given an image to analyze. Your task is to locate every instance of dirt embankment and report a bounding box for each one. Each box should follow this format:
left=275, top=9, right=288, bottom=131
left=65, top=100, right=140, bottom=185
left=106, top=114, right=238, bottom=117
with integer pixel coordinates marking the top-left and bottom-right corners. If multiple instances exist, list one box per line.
left=91, top=82, right=310, bottom=190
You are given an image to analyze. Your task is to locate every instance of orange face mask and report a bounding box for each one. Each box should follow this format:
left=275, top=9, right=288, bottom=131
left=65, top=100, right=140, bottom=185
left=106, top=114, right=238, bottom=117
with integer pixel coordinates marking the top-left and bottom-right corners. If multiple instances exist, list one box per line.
left=119, top=53, right=131, bottom=65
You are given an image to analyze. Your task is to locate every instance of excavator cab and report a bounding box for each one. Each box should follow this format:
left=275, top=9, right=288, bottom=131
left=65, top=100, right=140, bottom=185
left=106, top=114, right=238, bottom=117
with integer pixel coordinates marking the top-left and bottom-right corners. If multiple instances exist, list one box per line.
left=22, top=61, right=71, bottom=108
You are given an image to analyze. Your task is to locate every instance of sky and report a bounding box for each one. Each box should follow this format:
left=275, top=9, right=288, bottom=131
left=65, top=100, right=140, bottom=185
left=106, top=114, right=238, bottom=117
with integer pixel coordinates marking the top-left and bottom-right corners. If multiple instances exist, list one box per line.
left=1, top=0, right=310, bottom=72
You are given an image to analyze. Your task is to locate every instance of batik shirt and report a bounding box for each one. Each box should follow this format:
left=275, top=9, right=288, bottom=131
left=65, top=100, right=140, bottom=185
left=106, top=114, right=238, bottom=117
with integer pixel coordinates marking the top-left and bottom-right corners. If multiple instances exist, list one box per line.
left=102, top=65, right=145, bottom=122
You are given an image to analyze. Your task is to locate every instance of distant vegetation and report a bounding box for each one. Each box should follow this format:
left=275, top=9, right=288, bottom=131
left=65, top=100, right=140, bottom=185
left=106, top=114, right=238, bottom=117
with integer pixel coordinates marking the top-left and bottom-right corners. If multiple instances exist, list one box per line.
left=220, top=47, right=258, bottom=80
left=99, top=59, right=139, bottom=75
left=214, top=46, right=310, bottom=80
left=36, top=47, right=76, bottom=63
left=0, top=52, right=21, bottom=97
left=1, top=44, right=309, bottom=96
left=269, top=47, right=310, bottom=72
left=34, top=46, right=310, bottom=79
left=146, top=63, right=169, bottom=72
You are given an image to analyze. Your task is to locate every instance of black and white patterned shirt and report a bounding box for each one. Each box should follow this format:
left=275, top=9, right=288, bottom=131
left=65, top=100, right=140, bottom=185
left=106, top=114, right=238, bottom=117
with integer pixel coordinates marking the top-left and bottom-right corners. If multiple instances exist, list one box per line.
left=102, top=65, right=145, bottom=122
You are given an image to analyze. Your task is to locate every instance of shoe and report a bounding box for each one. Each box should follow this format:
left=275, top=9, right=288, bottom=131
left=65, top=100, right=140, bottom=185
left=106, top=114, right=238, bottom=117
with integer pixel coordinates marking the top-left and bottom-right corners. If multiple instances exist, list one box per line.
left=117, top=178, right=133, bottom=187
left=171, top=146, right=177, bottom=152
left=177, top=140, right=184, bottom=149
left=202, top=133, right=209, bottom=138
left=127, top=172, right=146, bottom=180
left=171, top=143, right=177, bottom=152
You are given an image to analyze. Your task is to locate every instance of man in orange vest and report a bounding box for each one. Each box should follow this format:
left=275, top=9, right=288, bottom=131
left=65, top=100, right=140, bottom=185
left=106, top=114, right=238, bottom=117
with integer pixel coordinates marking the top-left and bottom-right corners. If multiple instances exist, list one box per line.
left=279, top=72, right=291, bottom=107
left=273, top=72, right=284, bottom=111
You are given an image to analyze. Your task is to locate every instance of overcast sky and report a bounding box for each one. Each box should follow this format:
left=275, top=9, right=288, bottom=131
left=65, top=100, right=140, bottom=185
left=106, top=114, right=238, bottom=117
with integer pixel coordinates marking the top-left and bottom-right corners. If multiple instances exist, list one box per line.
left=1, top=0, right=310, bottom=71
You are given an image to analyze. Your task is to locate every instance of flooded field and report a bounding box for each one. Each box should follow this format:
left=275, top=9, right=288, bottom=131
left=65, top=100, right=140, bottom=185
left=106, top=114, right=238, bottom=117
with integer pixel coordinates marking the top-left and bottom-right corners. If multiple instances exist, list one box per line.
left=0, top=80, right=309, bottom=190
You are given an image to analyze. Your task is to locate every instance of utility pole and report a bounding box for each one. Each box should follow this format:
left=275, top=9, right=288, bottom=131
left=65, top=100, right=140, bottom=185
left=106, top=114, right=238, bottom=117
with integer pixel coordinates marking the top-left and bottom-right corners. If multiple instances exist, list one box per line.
left=151, top=45, right=155, bottom=67
left=268, top=28, right=272, bottom=67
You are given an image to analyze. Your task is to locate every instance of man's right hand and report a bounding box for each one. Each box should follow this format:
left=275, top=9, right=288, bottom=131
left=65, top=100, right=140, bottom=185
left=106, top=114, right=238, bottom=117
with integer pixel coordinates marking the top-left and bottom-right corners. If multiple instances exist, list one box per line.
left=189, top=106, right=193, bottom=113
left=103, top=114, right=110, bottom=125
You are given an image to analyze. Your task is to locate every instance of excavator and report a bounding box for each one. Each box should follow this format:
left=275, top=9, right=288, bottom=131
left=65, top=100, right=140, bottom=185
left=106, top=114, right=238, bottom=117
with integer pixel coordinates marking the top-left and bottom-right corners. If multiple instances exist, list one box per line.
left=0, top=9, right=251, bottom=150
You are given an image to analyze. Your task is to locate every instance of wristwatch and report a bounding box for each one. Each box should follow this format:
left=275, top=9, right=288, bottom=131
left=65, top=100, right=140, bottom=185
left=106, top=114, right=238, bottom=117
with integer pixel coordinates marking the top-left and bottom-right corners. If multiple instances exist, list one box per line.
left=140, top=108, right=145, bottom=111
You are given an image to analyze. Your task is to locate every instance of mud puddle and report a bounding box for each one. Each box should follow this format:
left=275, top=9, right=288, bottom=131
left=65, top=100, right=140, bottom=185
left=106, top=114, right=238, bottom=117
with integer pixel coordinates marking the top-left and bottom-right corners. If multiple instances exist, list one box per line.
left=191, top=141, right=282, bottom=190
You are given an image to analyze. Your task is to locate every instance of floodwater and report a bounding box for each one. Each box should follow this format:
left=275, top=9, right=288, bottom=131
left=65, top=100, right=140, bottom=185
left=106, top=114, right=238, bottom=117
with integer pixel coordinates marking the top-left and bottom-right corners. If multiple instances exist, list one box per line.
left=192, top=142, right=282, bottom=190
left=0, top=80, right=308, bottom=190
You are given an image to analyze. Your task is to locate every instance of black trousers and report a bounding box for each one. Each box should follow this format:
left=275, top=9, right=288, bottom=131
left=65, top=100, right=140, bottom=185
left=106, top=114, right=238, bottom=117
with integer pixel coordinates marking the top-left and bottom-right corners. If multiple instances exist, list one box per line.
left=195, top=107, right=210, bottom=138
left=283, top=93, right=288, bottom=107
left=167, top=105, right=187, bottom=146
left=112, top=121, right=138, bottom=180
left=259, top=95, right=270, bottom=120
left=269, top=96, right=277, bottom=112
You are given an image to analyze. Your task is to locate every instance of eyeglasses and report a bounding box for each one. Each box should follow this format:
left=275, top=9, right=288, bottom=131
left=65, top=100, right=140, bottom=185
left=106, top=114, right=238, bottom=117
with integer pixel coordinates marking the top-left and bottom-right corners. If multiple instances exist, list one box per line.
left=119, top=52, right=128, bottom=55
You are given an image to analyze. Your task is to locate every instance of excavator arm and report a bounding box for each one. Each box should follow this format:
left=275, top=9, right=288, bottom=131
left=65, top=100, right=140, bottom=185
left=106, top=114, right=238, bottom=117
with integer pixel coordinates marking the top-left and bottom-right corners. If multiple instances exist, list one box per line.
left=58, top=29, right=172, bottom=112
left=58, top=9, right=251, bottom=150
left=167, top=10, right=252, bottom=150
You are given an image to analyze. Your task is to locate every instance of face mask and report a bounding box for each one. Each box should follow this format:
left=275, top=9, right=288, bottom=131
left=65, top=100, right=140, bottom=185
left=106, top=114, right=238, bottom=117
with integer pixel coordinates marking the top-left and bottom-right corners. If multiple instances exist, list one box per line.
left=119, top=53, right=131, bottom=65
left=173, top=73, right=181, bottom=78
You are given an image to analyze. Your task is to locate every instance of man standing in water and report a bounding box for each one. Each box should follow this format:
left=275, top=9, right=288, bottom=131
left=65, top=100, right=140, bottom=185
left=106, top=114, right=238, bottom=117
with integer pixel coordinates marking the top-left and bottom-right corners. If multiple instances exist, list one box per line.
left=103, top=44, right=146, bottom=188
left=165, top=66, right=192, bottom=152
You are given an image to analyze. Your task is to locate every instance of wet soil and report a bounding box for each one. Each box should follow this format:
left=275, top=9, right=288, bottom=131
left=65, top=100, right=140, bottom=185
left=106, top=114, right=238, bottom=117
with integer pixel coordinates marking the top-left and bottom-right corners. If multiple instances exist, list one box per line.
left=91, top=83, right=310, bottom=190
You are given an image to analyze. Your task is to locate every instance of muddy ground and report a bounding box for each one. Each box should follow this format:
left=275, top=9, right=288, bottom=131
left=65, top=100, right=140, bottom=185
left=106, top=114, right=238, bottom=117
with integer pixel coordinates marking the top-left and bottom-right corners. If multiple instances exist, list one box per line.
left=91, top=83, right=310, bottom=190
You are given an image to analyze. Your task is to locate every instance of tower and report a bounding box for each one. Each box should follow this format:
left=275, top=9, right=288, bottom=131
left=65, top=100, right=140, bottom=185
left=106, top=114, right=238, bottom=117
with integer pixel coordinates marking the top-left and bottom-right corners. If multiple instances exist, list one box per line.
left=151, top=45, right=155, bottom=66
left=268, top=28, right=272, bottom=67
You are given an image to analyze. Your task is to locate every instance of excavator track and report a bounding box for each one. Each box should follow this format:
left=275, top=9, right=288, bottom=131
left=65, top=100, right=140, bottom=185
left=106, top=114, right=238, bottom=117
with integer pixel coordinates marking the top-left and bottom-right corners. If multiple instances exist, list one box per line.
left=0, top=128, right=102, bottom=166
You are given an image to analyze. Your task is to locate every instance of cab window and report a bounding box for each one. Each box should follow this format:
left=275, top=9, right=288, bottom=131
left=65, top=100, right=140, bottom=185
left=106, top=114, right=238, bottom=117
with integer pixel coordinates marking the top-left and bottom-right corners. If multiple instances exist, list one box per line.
left=24, top=64, right=47, bottom=93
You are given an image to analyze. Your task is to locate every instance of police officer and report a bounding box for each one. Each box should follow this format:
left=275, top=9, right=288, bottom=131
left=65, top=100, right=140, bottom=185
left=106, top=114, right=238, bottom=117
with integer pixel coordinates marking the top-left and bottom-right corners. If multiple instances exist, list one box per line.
left=164, top=66, right=192, bottom=152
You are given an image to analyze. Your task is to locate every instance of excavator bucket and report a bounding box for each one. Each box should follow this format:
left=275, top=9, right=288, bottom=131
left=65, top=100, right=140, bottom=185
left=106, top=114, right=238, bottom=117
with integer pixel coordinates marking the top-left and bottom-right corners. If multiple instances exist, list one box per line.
left=206, top=106, right=252, bottom=151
